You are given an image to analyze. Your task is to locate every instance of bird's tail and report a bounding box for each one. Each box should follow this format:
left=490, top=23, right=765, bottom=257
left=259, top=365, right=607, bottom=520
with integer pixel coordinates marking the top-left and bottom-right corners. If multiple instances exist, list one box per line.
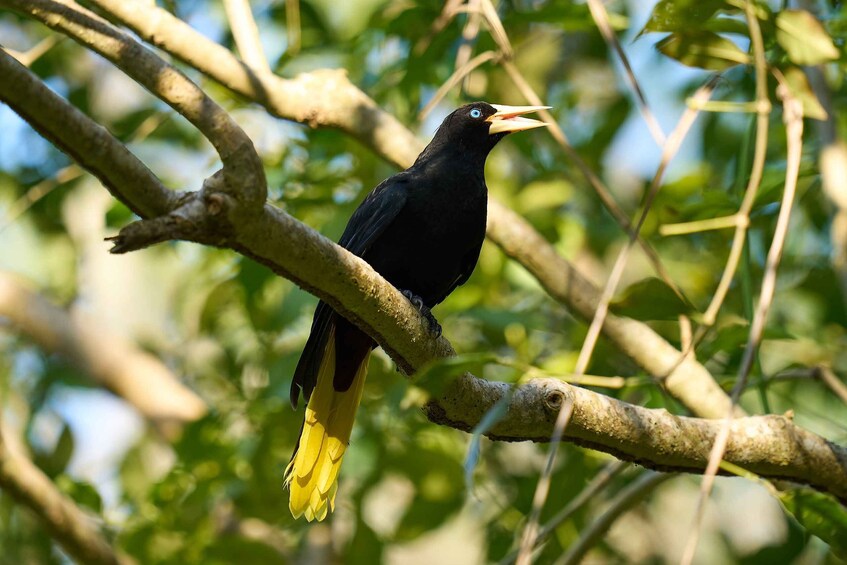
left=284, top=324, right=370, bottom=521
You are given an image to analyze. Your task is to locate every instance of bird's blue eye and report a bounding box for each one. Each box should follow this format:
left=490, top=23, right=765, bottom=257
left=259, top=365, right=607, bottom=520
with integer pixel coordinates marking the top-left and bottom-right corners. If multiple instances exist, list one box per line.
left=470, top=108, right=482, bottom=118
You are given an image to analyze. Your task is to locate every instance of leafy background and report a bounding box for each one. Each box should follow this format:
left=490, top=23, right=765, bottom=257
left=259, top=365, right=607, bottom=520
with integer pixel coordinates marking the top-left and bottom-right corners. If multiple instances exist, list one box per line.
left=1, top=0, right=847, bottom=562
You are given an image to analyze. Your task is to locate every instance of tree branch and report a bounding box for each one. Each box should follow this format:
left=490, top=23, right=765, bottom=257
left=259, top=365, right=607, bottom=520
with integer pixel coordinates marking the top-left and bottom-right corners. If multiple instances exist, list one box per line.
left=486, top=204, right=740, bottom=419
left=6, top=0, right=846, bottom=504
left=78, top=0, right=734, bottom=420
left=87, top=0, right=424, bottom=171
left=4, top=49, right=845, bottom=503
left=0, top=272, right=207, bottom=430
left=3, top=0, right=266, bottom=210
left=0, top=48, right=174, bottom=219
left=425, top=375, right=847, bottom=503
left=0, top=424, right=124, bottom=565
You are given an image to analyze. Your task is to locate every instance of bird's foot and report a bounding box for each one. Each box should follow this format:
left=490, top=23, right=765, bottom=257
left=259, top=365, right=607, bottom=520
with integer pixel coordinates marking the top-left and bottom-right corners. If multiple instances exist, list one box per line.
left=401, top=290, right=442, bottom=338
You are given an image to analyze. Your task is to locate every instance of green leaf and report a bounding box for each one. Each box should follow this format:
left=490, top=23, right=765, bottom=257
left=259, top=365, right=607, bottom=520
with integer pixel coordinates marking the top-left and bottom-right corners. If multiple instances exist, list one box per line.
left=412, top=352, right=498, bottom=399
left=700, top=17, right=749, bottom=36
left=641, top=0, right=730, bottom=34
left=611, top=277, right=692, bottom=321
left=657, top=31, right=750, bottom=70
left=781, top=66, right=828, bottom=121
left=778, top=489, right=847, bottom=557
left=35, top=424, right=74, bottom=478
left=776, top=10, right=840, bottom=65
left=464, top=392, right=513, bottom=493
left=52, top=425, right=74, bottom=476
left=55, top=475, right=103, bottom=514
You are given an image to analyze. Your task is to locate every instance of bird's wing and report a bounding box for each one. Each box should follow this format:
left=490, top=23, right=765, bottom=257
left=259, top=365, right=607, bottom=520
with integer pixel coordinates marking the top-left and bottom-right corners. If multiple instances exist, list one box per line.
left=338, top=175, right=408, bottom=256
left=432, top=237, right=485, bottom=306
left=290, top=175, right=408, bottom=407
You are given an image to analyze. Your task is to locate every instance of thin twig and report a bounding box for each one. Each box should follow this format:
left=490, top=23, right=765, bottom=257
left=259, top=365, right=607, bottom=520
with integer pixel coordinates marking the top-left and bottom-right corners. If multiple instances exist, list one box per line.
left=6, top=34, right=59, bottom=66
left=817, top=366, right=847, bottom=406
left=0, top=165, right=81, bottom=234
left=500, top=59, right=689, bottom=304
left=660, top=213, right=744, bottom=236
left=700, top=14, right=771, bottom=328
left=419, top=50, right=499, bottom=120
left=500, top=461, right=628, bottom=564
left=515, top=74, right=716, bottom=565
left=679, top=5, right=773, bottom=558
left=575, top=78, right=718, bottom=375
left=7, top=0, right=267, bottom=208
left=585, top=0, right=665, bottom=146
left=557, top=472, right=671, bottom=565
left=475, top=2, right=685, bottom=301
left=223, top=0, right=270, bottom=71
left=516, top=398, right=574, bottom=565
left=455, top=0, right=482, bottom=88
left=0, top=423, right=124, bottom=565
left=284, top=0, right=301, bottom=55
left=414, top=0, right=464, bottom=55
left=479, top=0, right=513, bottom=59
left=680, top=67, right=803, bottom=565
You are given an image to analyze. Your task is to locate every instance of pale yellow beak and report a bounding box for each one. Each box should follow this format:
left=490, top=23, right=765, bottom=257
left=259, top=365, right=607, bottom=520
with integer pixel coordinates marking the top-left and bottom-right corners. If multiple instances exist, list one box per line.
left=486, top=104, right=551, bottom=135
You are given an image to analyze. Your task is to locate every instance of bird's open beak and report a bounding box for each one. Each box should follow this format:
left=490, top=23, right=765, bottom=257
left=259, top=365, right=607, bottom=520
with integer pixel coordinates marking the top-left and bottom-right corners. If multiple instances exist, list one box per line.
left=486, top=104, right=551, bottom=135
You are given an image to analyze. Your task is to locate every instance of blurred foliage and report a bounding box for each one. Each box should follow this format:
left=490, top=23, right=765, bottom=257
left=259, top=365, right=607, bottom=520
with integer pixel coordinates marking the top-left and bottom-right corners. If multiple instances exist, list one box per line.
left=1, top=0, right=847, bottom=562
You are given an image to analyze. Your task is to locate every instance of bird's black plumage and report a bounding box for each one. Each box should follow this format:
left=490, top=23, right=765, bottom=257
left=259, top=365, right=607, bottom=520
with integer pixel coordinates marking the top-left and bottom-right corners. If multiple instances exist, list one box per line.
left=290, top=102, right=515, bottom=406
left=285, top=101, right=548, bottom=521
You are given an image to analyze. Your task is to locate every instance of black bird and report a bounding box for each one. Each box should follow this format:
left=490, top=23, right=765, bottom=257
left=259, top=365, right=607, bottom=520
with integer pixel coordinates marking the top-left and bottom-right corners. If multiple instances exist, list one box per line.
left=284, top=102, right=549, bottom=521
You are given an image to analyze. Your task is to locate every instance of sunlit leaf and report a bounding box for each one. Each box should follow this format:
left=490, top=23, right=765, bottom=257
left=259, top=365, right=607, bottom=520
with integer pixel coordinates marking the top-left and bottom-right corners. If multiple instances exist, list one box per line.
left=34, top=424, right=74, bottom=478
left=55, top=475, right=103, bottom=514
left=776, top=10, right=840, bottom=65
left=611, top=277, right=693, bottom=321
left=657, top=31, right=750, bottom=70
left=778, top=489, right=847, bottom=557
left=781, top=66, right=828, bottom=121
left=641, top=0, right=731, bottom=34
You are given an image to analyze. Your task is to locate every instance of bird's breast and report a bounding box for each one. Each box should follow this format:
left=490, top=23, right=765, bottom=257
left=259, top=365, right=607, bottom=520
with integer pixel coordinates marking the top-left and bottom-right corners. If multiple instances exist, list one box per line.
left=363, top=179, right=487, bottom=305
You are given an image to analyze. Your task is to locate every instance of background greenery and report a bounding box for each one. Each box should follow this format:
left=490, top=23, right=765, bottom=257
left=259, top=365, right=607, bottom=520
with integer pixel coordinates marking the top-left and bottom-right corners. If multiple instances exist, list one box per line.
left=1, top=0, right=847, bottom=562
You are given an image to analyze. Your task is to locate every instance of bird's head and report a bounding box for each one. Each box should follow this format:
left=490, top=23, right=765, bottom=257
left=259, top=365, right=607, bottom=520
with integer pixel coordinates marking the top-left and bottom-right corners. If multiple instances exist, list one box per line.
left=422, top=102, right=550, bottom=164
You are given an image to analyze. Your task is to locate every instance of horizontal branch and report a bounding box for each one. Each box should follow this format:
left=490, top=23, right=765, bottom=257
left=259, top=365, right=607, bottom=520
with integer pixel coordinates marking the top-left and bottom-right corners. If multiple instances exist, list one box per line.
left=0, top=424, right=124, bottom=565
left=0, top=272, right=207, bottom=429
left=426, top=375, right=847, bottom=503
left=83, top=0, right=733, bottom=420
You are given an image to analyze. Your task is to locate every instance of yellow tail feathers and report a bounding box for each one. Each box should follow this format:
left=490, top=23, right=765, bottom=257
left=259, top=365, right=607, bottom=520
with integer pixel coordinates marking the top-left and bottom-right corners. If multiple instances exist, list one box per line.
left=284, top=326, right=370, bottom=521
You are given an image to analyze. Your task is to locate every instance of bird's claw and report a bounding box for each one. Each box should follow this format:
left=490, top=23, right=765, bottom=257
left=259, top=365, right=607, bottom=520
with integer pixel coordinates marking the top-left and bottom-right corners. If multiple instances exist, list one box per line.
left=401, top=290, right=442, bottom=338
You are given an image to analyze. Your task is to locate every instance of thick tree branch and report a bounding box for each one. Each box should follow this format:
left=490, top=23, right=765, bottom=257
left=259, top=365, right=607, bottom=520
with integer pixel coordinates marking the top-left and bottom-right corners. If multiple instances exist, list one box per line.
left=424, top=376, right=847, bottom=503
left=87, top=0, right=423, bottom=171
left=0, top=424, right=124, bottom=565
left=0, top=272, right=207, bottom=429
left=0, top=49, right=174, bottom=219
left=76, top=0, right=734, bottom=420
left=3, top=55, right=845, bottom=502
left=3, top=0, right=266, bottom=209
